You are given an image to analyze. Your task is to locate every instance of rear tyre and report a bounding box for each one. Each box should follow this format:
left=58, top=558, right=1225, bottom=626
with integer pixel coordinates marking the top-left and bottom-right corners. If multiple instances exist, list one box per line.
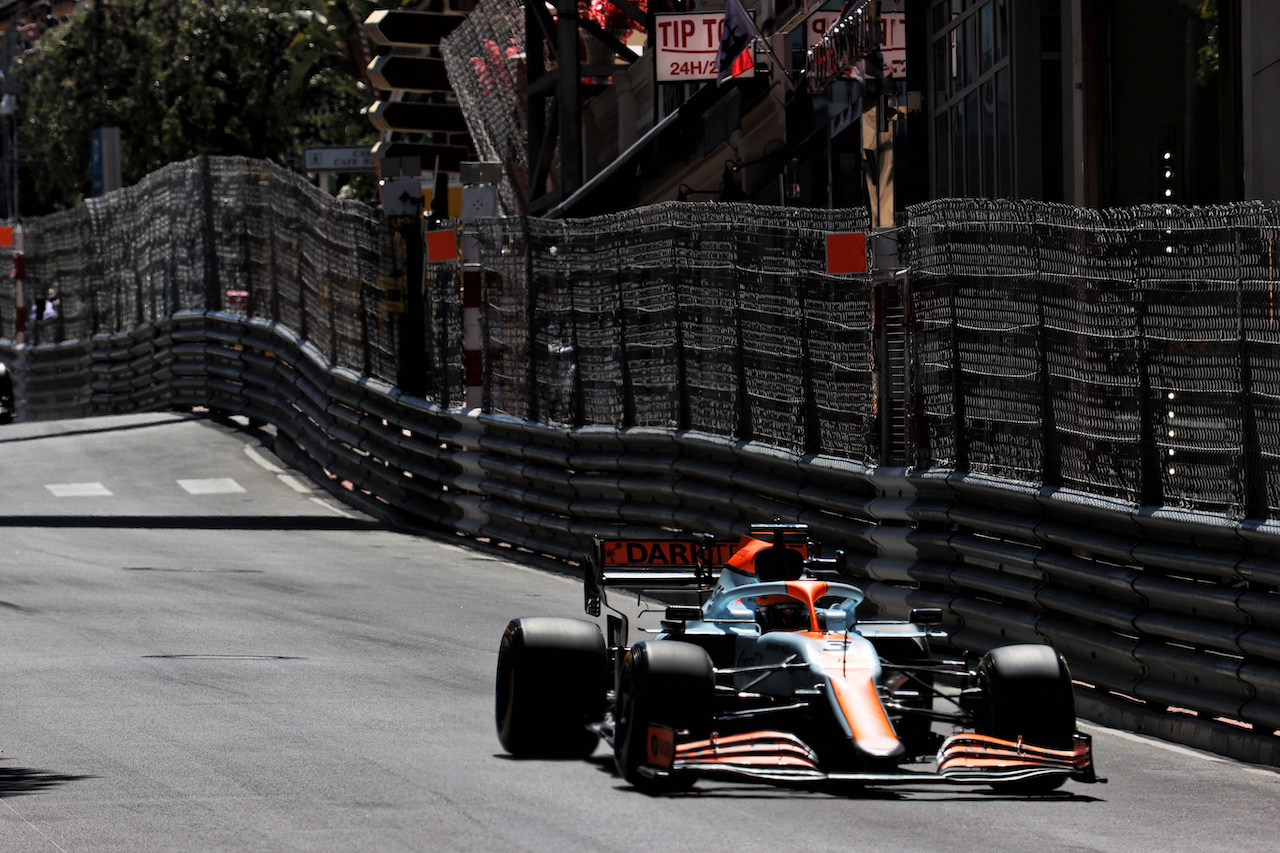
left=614, top=640, right=714, bottom=794
left=976, top=644, right=1077, bottom=793
left=495, top=617, right=607, bottom=759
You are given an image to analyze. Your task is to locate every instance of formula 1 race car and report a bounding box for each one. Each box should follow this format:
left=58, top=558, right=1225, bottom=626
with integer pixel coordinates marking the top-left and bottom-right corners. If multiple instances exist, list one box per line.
left=495, top=523, right=1099, bottom=794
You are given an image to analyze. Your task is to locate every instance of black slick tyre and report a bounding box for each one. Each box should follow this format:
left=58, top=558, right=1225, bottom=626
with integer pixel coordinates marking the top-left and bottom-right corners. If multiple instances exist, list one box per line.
left=976, top=643, right=1077, bottom=793
left=495, top=617, right=607, bottom=759
left=614, top=640, right=714, bottom=794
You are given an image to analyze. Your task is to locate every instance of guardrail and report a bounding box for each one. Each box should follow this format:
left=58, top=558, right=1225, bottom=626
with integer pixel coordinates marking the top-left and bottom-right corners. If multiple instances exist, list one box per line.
left=5, top=310, right=1280, bottom=765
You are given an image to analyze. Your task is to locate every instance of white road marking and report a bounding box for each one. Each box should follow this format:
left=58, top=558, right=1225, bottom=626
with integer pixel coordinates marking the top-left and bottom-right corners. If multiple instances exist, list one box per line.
left=1, top=797, right=69, bottom=853
left=310, top=497, right=357, bottom=518
left=177, top=478, right=246, bottom=495
left=243, top=443, right=284, bottom=474
left=46, top=482, right=113, bottom=497
left=277, top=474, right=311, bottom=493
left=247, top=443, right=319, bottom=496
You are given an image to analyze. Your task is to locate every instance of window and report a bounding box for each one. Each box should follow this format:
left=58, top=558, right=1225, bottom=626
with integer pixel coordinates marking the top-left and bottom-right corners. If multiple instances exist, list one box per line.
left=928, top=0, right=1012, bottom=197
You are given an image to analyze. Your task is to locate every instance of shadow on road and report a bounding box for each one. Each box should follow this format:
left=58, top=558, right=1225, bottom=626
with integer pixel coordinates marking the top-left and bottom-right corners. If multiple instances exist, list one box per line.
left=0, top=765, right=93, bottom=798
left=0, top=412, right=197, bottom=445
left=0, top=515, right=384, bottom=532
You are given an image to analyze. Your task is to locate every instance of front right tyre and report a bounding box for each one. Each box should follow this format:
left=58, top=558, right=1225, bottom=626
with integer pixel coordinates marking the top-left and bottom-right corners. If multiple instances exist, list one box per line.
left=975, top=643, right=1078, bottom=793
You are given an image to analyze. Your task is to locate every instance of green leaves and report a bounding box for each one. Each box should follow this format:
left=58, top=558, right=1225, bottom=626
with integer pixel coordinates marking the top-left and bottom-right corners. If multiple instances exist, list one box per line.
left=17, top=0, right=378, bottom=212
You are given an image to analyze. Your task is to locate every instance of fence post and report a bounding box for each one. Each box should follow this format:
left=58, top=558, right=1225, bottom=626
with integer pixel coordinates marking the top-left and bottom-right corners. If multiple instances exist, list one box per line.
left=1238, top=228, right=1266, bottom=517
left=1135, top=278, right=1162, bottom=507
left=396, top=216, right=427, bottom=397
left=734, top=270, right=752, bottom=442
left=949, top=275, right=968, bottom=471
left=525, top=220, right=539, bottom=423
left=1036, top=223, right=1060, bottom=487
left=616, top=265, right=635, bottom=428
left=460, top=165, right=502, bottom=410
left=798, top=273, right=820, bottom=455
left=199, top=154, right=221, bottom=311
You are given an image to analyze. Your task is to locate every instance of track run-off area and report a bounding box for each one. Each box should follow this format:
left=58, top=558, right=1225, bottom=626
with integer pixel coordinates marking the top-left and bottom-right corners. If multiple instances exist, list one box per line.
left=0, top=412, right=1277, bottom=852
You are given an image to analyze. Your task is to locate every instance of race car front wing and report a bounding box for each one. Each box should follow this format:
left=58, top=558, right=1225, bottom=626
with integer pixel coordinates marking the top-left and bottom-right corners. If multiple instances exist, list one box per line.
left=633, top=727, right=1101, bottom=787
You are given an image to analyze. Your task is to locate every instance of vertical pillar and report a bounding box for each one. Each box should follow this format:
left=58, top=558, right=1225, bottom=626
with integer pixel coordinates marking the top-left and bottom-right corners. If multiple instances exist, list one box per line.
left=12, top=223, right=23, bottom=345
left=397, top=216, right=427, bottom=398
left=460, top=162, right=502, bottom=410
left=199, top=154, right=221, bottom=312
left=461, top=265, right=483, bottom=409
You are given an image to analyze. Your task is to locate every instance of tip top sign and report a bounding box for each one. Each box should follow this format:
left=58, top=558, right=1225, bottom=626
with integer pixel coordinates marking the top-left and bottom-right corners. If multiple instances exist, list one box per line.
left=653, top=12, right=756, bottom=82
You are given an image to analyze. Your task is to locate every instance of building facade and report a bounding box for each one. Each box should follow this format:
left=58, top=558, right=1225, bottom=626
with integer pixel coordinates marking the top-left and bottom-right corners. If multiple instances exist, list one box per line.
left=485, top=0, right=1274, bottom=221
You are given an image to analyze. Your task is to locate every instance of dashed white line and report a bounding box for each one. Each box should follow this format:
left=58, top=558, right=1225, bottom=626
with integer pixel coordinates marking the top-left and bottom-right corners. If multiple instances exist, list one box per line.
left=46, top=482, right=112, bottom=497
left=177, top=478, right=246, bottom=495
left=310, top=497, right=357, bottom=518
left=244, top=440, right=355, bottom=517
left=277, top=474, right=312, bottom=494
left=246, top=444, right=316, bottom=494
left=243, top=444, right=284, bottom=474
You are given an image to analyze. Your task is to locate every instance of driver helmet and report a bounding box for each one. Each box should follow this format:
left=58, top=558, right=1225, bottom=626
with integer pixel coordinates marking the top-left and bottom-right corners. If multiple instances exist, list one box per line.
left=755, top=595, right=810, bottom=632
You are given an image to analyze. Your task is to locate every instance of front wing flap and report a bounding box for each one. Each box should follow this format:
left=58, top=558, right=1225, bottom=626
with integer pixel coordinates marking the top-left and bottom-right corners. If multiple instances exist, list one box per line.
left=641, top=727, right=1100, bottom=787
left=937, top=732, right=1098, bottom=784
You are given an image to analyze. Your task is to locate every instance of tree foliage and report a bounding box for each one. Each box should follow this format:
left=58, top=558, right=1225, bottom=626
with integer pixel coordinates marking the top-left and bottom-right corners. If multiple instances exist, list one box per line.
left=16, top=0, right=391, bottom=213
left=1196, top=0, right=1219, bottom=87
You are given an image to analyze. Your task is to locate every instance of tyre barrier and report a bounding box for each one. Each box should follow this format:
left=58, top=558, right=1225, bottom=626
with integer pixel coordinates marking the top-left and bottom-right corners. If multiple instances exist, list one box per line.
left=4, top=314, right=1280, bottom=767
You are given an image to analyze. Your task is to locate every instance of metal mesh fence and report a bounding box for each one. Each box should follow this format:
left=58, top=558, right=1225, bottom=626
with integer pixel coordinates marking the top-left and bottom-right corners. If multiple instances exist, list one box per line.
left=480, top=202, right=877, bottom=461
left=902, top=198, right=1280, bottom=518
left=8, top=156, right=1280, bottom=521
left=0, top=156, right=404, bottom=383
left=425, top=247, right=467, bottom=410
left=441, top=0, right=528, bottom=217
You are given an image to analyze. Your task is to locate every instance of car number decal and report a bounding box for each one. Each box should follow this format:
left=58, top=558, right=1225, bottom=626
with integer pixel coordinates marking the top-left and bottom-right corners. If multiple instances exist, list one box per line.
left=646, top=724, right=676, bottom=769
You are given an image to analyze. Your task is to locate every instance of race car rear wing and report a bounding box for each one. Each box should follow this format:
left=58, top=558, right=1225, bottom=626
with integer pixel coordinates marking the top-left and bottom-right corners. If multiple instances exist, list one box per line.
left=584, top=534, right=717, bottom=617
left=583, top=524, right=844, bottom=617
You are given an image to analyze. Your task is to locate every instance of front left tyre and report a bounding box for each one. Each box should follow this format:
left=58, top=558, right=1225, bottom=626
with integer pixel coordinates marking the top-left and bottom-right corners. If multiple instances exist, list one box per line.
left=495, top=616, right=607, bottom=759
left=614, top=640, right=715, bottom=793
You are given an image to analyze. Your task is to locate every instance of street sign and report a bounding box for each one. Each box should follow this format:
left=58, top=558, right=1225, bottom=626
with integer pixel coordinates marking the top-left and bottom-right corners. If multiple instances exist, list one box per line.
left=368, top=100, right=469, bottom=134
left=826, top=232, right=868, bottom=275
left=90, top=127, right=122, bottom=197
left=364, top=10, right=467, bottom=47
left=653, top=12, right=756, bottom=83
left=304, top=147, right=377, bottom=172
left=381, top=176, right=425, bottom=217
left=366, top=54, right=452, bottom=92
left=425, top=229, right=460, bottom=263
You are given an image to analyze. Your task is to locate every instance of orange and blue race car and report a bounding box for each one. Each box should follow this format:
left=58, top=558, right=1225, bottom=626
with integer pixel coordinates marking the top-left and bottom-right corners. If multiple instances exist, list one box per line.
left=495, top=522, right=1100, bottom=794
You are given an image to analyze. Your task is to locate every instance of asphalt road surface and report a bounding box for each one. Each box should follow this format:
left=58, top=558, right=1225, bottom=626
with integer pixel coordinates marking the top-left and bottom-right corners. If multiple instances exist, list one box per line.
left=1, top=412, right=1277, bottom=852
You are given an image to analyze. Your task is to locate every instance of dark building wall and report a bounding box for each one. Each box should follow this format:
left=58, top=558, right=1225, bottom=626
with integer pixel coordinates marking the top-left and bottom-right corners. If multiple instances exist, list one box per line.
left=1244, top=0, right=1280, bottom=200
left=926, top=0, right=1244, bottom=207
left=1093, top=0, right=1229, bottom=206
